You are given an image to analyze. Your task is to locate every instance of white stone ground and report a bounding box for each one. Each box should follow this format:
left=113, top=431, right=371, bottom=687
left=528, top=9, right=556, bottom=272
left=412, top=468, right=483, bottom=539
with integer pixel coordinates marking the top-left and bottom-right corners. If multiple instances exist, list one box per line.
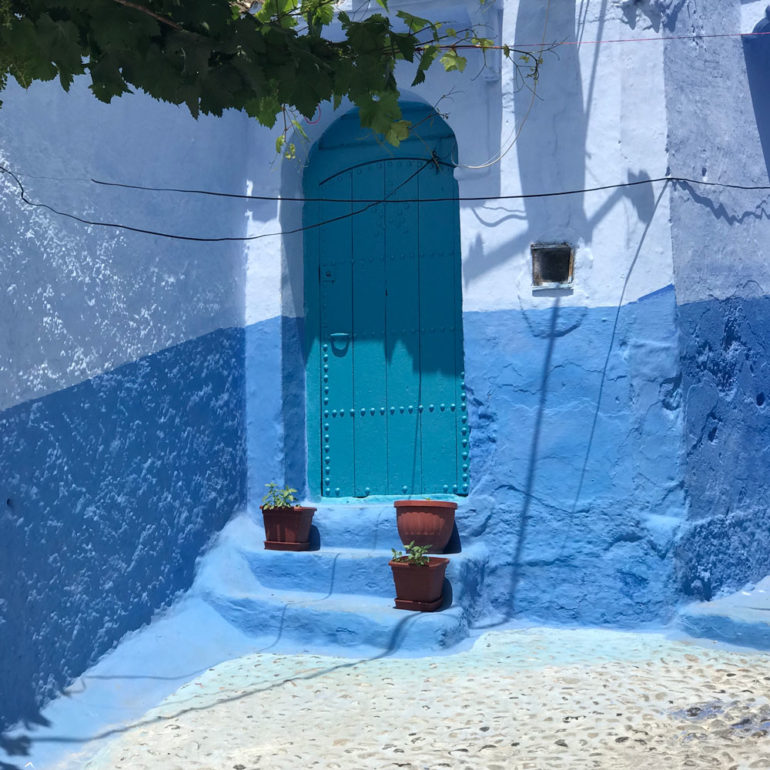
left=82, top=627, right=770, bottom=770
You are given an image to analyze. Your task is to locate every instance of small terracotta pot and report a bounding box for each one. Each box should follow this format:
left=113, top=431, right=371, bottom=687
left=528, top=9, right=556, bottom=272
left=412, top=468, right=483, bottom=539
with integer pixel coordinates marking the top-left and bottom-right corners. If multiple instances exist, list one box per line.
left=394, top=500, right=457, bottom=552
left=389, top=557, right=449, bottom=612
left=261, top=506, right=316, bottom=551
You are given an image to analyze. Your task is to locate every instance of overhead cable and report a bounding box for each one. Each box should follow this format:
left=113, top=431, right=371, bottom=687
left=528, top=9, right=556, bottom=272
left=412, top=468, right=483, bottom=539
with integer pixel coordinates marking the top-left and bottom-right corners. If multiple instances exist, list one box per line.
left=2, top=162, right=770, bottom=242
left=88, top=173, right=770, bottom=203
left=0, top=160, right=433, bottom=243
left=454, top=28, right=770, bottom=50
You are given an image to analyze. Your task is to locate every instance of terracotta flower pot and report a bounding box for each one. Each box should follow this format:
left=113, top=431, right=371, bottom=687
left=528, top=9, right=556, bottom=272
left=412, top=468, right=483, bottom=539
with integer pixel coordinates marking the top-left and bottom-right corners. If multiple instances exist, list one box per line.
left=389, top=556, right=449, bottom=612
left=390, top=556, right=449, bottom=612
left=394, top=500, right=458, bottom=552
left=261, top=506, right=316, bottom=551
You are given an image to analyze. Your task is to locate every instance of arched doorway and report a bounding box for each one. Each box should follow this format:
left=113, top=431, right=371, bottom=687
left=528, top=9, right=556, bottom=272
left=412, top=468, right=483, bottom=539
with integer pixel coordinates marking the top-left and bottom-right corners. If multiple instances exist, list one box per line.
left=304, top=103, right=466, bottom=498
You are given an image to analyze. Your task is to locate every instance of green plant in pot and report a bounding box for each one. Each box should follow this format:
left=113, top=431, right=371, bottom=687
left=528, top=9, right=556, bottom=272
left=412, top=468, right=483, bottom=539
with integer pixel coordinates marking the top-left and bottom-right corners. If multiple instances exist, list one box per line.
left=389, top=541, right=449, bottom=612
left=394, top=499, right=457, bottom=553
left=260, top=483, right=316, bottom=551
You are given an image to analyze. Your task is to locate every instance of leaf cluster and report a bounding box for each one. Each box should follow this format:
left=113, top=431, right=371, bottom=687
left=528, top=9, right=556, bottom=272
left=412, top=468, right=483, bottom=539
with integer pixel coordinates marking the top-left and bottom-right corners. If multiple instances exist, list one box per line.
left=0, top=0, right=544, bottom=150
left=391, top=541, right=432, bottom=566
left=262, top=482, right=298, bottom=509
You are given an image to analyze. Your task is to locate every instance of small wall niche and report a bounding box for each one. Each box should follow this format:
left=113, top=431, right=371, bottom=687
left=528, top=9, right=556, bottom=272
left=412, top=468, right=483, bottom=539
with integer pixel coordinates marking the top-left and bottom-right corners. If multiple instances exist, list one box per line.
left=531, top=243, right=574, bottom=292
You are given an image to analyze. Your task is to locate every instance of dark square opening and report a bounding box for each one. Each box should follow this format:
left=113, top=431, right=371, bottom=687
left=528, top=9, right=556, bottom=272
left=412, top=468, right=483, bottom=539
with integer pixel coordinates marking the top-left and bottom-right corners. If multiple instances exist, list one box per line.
left=531, top=244, right=574, bottom=286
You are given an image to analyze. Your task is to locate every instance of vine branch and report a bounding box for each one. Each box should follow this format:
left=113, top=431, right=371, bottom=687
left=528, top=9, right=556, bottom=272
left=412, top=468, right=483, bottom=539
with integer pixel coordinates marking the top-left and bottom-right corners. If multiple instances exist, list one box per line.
left=111, top=0, right=182, bottom=31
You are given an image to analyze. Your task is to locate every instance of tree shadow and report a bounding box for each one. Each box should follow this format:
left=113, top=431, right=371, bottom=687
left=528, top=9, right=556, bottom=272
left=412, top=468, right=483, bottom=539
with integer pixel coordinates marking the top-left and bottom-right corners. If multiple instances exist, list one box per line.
left=744, top=11, right=770, bottom=179
left=0, top=612, right=429, bottom=770
left=463, top=0, right=622, bottom=285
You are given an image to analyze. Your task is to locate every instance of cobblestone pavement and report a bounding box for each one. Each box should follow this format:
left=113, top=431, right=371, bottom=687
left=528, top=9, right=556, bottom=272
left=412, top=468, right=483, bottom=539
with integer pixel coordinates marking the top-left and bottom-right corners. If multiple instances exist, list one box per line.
left=82, top=627, right=770, bottom=769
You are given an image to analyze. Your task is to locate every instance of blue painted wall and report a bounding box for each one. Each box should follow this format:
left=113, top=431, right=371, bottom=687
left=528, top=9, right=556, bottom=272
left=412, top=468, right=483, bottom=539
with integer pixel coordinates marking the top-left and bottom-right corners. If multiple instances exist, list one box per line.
left=675, top=296, right=770, bottom=600
left=244, top=315, right=307, bottom=505
left=0, top=76, right=250, bottom=730
left=6, top=3, right=770, bottom=731
left=663, top=5, right=770, bottom=601
left=0, top=328, right=245, bottom=731
left=459, top=287, right=685, bottom=625
left=248, top=286, right=686, bottom=628
left=0, top=79, right=247, bottom=412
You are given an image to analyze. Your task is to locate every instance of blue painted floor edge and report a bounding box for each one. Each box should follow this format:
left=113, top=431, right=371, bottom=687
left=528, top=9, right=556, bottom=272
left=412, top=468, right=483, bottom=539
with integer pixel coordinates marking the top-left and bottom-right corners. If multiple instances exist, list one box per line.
left=0, top=609, right=658, bottom=770
left=675, top=575, right=770, bottom=652
left=5, top=510, right=770, bottom=770
left=0, top=595, right=261, bottom=770
left=5, top=607, right=765, bottom=770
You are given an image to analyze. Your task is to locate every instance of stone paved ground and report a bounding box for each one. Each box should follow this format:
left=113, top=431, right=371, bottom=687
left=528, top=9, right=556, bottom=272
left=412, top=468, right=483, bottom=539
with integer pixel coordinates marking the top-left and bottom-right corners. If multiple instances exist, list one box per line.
left=81, top=627, right=770, bottom=769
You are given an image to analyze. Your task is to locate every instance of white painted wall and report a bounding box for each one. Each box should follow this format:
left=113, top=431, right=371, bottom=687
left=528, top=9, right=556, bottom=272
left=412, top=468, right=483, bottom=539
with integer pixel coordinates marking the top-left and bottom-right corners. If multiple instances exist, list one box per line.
left=0, top=80, right=248, bottom=412
left=1, top=0, right=680, bottom=411
left=256, top=0, right=675, bottom=323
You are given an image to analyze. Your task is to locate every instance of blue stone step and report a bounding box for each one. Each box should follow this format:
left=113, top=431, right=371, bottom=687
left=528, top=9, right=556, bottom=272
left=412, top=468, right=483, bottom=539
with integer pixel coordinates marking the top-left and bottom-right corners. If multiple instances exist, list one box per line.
left=202, top=585, right=470, bottom=653
left=193, top=512, right=487, bottom=654
left=677, top=575, right=770, bottom=650
left=304, top=503, right=401, bottom=550
left=243, top=548, right=399, bottom=597
left=269, top=501, right=470, bottom=552
left=241, top=544, right=487, bottom=600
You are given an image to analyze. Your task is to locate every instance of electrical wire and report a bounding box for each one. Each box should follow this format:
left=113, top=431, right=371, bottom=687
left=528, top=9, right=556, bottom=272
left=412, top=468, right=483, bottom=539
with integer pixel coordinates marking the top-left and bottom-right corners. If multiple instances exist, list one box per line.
left=455, top=0, right=552, bottom=171
left=0, top=159, right=433, bottom=243
left=3, top=161, right=770, bottom=242
left=87, top=172, right=770, bottom=203
left=440, top=29, right=770, bottom=50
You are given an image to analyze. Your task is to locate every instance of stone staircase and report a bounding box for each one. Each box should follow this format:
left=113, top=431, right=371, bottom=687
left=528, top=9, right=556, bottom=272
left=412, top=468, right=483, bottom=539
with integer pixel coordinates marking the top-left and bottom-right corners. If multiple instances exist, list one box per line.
left=195, top=504, right=488, bottom=655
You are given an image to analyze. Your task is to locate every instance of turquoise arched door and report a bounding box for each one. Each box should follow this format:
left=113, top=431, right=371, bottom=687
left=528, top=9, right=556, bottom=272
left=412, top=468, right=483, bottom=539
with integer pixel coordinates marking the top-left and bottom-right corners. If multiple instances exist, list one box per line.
left=304, top=104, right=466, bottom=498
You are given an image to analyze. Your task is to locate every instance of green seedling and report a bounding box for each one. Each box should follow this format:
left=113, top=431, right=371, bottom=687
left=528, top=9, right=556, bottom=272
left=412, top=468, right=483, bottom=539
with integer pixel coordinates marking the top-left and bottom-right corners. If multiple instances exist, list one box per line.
left=391, top=541, right=432, bottom=566
left=262, top=482, right=298, bottom=509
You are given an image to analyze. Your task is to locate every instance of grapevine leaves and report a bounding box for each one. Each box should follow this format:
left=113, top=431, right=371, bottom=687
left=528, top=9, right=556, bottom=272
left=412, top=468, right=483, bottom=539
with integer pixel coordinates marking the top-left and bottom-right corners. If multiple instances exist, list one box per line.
left=0, top=0, right=513, bottom=146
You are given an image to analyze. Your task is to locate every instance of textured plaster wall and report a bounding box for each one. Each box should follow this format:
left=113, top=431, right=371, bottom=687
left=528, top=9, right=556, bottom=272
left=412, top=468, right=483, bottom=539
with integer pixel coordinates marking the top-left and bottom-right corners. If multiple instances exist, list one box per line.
left=661, top=1, right=770, bottom=599
left=246, top=0, right=684, bottom=625
left=0, top=328, right=245, bottom=730
left=461, top=288, right=684, bottom=625
left=10, top=0, right=770, bottom=729
left=0, top=78, right=248, bottom=410
left=0, top=82, right=249, bottom=729
left=675, top=297, right=770, bottom=600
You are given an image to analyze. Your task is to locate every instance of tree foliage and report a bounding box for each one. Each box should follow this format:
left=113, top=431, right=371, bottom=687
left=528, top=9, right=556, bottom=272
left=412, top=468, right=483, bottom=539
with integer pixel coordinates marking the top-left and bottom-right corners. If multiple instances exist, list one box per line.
left=0, top=0, right=539, bottom=148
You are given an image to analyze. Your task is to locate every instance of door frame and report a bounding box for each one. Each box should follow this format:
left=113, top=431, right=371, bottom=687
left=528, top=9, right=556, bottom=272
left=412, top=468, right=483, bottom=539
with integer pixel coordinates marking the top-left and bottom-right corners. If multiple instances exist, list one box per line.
left=302, top=103, right=466, bottom=499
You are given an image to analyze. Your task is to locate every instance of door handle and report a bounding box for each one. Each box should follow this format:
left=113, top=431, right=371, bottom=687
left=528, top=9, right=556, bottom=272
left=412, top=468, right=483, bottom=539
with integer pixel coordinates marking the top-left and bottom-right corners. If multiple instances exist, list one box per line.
left=329, top=332, right=351, bottom=355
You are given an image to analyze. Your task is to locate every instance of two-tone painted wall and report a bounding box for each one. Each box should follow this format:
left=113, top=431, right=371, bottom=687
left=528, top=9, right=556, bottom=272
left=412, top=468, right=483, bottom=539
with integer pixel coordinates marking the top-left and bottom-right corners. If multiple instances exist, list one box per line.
left=0, top=81, right=249, bottom=729
left=248, top=0, right=770, bottom=624
left=664, top=0, right=770, bottom=600
left=3, top=0, right=770, bottom=732
left=255, top=0, right=685, bottom=626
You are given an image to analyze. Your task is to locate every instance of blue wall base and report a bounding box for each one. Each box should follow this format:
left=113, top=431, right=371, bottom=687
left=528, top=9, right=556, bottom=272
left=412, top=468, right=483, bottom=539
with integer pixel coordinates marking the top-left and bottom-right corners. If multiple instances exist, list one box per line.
left=676, top=575, right=770, bottom=651
left=459, top=288, right=684, bottom=626
left=0, top=327, right=246, bottom=731
left=0, top=595, right=259, bottom=770
left=676, top=295, right=770, bottom=600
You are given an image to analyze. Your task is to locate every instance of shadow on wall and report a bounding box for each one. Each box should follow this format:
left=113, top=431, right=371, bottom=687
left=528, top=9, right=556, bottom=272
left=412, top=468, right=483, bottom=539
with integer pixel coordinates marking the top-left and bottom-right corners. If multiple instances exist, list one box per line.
left=744, top=10, right=770, bottom=180
left=618, top=0, right=685, bottom=31
left=674, top=294, right=770, bottom=601
left=463, top=0, right=657, bottom=285
left=463, top=184, right=676, bottom=628
left=460, top=0, right=590, bottom=286
left=515, top=0, right=588, bottom=242
left=459, top=1, right=680, bottom=624
left=0, top=328, right=246, bottom=732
